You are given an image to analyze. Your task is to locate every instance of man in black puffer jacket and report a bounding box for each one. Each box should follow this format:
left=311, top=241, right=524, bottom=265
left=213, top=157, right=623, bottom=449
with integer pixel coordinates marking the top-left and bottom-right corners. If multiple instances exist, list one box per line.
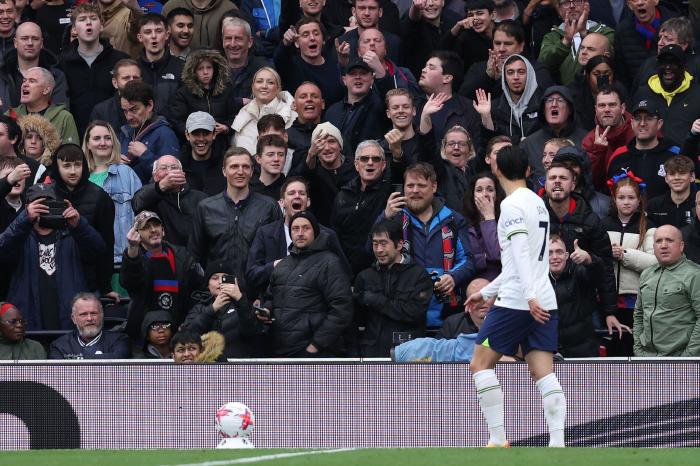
left=544, top=162, right=621, bottom=333
left=354, top=220, right=433, bottom=358
left=264, top=211, right=353, bottom=357
left=48, top=144, right=116, bottom=299
left=548, top=235, right=601, bottom=357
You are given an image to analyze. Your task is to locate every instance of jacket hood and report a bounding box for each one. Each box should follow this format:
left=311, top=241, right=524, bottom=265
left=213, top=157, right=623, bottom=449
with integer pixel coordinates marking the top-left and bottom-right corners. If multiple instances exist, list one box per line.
left=538, top=85, right=576, bottom=127
left=501, top=54, right=539, bottom=138
left=185, top=0, right=224, bottom=13
left=17, top=113, right=61, bottom=166
left=120, top=115, right=173, bottom=139
left=197, top=330, right=225, bottom=362
left=140, top=310, right=174, bottom=340
left=181, top=49, right=230, bottom=97
left=46, top=143, right=92, bottom=192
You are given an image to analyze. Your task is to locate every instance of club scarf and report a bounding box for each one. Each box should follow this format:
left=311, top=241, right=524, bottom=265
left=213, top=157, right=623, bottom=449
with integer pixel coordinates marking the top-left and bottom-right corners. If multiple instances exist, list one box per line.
left=634, top=9, right=661, bottom=49
left=145, top=246, right=179, bottom=312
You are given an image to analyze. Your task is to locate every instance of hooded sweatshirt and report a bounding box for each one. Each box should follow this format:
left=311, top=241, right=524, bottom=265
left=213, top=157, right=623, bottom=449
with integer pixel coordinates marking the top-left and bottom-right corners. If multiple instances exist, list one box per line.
left=162, top=0, right=239, bottom=50
left=492, top=54, right=541, bottom=142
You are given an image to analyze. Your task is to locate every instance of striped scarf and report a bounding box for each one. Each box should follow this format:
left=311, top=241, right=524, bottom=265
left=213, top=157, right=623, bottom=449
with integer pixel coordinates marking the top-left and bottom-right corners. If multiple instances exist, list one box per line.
left=634, top=9, right=661, bottom=49
left=145, top=246, right=179, bottom=312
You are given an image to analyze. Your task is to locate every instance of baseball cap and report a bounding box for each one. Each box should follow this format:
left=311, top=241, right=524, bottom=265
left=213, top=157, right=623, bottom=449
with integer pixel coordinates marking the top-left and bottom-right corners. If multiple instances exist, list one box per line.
left=657, top=44, right=686, bottom=64
left=630, top=99, right=661, bottom=117
left=26, top=182, right=59, bottom=203
left=344, top=57, right=372, bottom=75
left=133, top=210, right=162, bottom=230
left=186, top=111, right=216, bottom=133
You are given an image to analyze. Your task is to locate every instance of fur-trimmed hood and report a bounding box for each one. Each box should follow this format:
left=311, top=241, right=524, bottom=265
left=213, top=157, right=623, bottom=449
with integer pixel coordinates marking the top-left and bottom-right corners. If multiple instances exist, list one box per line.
left=17, top=113, right=61, bottom=166
left=197, top=331, right=225, bottom=362
left=181, top=49, right=231, bottom=98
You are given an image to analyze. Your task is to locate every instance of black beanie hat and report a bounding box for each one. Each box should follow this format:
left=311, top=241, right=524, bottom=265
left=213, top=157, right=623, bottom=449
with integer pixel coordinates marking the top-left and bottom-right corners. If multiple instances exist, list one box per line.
left=204, top=261, right=235, bottom=279
left=289, top=210, right=320, bottom=238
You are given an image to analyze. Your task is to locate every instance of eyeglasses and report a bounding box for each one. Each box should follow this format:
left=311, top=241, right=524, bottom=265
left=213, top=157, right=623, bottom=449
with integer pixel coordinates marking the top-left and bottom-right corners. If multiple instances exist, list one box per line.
left=357, top=155, right=384, bottom=163
left=445, top=141, right=469, bottom=148
left=156, top=164, right=181, bottom=171
left=1, top=318, right=26, bottom=327
left=560, top=0, right=584, bottom=7
left=149, top=322, right=172, bottom=331
left=545, top=97, right=566, bottom=105
left=632, top=115, right=658, bottom=123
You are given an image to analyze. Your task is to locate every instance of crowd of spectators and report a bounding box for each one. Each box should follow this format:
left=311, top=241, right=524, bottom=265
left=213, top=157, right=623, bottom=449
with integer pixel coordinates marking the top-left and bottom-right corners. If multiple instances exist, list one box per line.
left=0, top=0, right=699, bottom=361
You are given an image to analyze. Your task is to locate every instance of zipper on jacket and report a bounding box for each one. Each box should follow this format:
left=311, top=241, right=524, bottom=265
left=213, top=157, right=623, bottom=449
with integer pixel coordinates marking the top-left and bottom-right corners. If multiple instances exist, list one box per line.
left=649, top=268, right=665, bottom=352
left=616, top=226, right=625, bottom=294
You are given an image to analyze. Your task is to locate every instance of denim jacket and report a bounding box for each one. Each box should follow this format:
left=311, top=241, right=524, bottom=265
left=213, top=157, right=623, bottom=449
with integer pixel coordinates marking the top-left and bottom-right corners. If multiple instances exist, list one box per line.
left=102, top=164, right=142, bottom=264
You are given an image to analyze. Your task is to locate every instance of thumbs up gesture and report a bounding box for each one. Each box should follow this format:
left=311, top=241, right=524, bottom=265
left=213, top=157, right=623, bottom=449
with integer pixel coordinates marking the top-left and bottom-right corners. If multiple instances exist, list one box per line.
left=570, top=239, right=592, bottom=265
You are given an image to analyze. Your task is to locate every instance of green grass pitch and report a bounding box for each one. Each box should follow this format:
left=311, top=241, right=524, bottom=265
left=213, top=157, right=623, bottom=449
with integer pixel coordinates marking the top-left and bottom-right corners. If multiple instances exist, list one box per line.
left=1, top=448, right=698, bottom=466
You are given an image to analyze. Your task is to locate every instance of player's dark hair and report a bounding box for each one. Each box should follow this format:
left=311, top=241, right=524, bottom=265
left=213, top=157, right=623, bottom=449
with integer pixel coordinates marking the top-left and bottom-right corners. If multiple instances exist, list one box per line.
left=495, top=145, right=529, bottom=181
left=166, top=7, right=194, bottom=26
left=493, top=20, right=525, bottom=44
left=371, top=219, right=403, bottom=246
left=170, top=330, right=202, bottom=351
left=485, top=135, right=511, bottom=158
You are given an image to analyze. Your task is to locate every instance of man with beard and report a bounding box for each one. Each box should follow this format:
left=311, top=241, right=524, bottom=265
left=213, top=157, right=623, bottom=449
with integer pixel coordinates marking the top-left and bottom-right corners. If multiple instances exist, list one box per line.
left=381, top=162, right=474, bottom=328
left=275, top=18, right=344, bottom=105
left=607, top=99, right=679, bottom=199
left=120, top=210, right=203, bottom=340
left=90, top=59, right=142, bottom=134
left=538, top=0, right=613, bottom=85
left=632, top=44, right=700, bottom=148
left=582, top=85, right=634, bottom=190
left=543, top=162, right=621, bottom=336
left=246, top=176, right=347, bottom=299
left=161, top=0, right=239, bottom=50
left=332, top=140, right=392, bottom=276
left=520, top=85, right=587, bottom=181
left=287, top=81, right=325, bottom=154
left=459, top=20, right=554, bottom=101
left=48, top=293, right=131, bottom=359
left=166, top=8, right=194, bottom=60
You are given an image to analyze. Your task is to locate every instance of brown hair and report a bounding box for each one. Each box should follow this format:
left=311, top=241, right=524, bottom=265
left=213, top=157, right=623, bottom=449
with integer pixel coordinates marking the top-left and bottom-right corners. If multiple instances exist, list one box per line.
left=256, top=133, right=287, bottom=155
left=664, top=155, right=695, bottom=175
left=71, top=2, right=103, bottom=24
left=404, top=162, right=437, bottom=183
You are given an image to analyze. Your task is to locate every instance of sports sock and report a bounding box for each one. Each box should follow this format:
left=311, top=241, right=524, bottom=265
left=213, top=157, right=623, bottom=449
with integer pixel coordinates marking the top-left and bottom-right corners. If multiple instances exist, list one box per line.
left=473, top=369, right=506, bottom=446
left=536, top=372, right=566, bottom=447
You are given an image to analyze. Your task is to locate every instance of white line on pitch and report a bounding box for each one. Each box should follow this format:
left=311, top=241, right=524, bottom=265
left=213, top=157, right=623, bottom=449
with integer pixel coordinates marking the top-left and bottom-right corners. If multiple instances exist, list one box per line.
left=164, top=448, right=359, bottom=466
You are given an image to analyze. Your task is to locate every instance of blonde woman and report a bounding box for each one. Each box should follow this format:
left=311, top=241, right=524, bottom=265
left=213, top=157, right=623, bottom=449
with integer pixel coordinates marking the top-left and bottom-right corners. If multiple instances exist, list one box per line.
left=82, top=121, right=142, bottom=269
left=231, top=66, right=296, bottom=154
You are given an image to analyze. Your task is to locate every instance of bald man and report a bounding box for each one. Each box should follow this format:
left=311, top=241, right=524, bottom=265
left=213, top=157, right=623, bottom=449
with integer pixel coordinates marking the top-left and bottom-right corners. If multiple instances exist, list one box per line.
left=0, top=21, right=68, bottom=112
left=577, top=32, right=611, bottom=67
left=634, top=225, right=700, bottom=356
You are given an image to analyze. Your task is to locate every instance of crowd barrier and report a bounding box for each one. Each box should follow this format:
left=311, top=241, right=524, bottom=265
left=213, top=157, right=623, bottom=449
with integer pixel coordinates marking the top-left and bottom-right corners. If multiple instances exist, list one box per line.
left=0, top=359, right=698, bottom=449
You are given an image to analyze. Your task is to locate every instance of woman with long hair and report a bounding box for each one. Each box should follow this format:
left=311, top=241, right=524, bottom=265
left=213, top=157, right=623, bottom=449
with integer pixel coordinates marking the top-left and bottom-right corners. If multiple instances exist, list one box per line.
left=462, top=171, right=505, bottom=281
left=231, top=66, right=296, bottom=155
left=601, top=171, right=657, bottom=355
left=82, top=121, right=142, bottom=276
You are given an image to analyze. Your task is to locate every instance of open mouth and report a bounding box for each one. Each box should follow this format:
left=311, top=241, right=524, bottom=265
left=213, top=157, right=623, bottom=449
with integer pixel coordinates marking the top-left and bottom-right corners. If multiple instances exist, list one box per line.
left=549, top=109, right=560, bottom=118
left=308, top=43, right=318, bottom=52
left=291, top=201, right=303, bottom=210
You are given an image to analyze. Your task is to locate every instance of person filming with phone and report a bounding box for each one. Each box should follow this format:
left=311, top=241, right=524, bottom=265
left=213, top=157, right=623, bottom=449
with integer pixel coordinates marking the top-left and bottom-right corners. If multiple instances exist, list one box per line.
left=120, top=210, right=204, bottom=342
left=0, top=182, right=107, bottom=330
left=180, top=262, right=260, bottom=358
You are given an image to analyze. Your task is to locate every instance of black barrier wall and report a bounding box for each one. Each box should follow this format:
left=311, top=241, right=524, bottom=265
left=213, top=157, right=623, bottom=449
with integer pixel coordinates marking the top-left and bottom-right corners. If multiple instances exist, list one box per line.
left=0, top=361, right=698, bottom=449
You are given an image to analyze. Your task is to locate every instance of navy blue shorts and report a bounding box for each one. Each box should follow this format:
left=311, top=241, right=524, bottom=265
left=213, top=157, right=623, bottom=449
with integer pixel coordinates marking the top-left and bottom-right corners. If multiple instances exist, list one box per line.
left=475, top=305, right=558, bottom=356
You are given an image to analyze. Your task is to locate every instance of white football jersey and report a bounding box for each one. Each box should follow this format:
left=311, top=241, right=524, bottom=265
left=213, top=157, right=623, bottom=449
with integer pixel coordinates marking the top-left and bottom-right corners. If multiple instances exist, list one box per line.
left=495, top=188, right=557, bottom=311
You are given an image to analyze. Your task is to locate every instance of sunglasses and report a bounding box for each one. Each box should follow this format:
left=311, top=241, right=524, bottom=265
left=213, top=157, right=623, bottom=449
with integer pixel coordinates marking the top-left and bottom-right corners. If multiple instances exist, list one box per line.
left=357, top=155, right=384, bottom=163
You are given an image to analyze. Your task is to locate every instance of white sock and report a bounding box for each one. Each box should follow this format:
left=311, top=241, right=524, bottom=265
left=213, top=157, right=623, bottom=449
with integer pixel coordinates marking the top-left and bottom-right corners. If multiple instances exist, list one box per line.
left=536, top=372, right=567, bottom=447
left=473, top=369, right=506, bottom=445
